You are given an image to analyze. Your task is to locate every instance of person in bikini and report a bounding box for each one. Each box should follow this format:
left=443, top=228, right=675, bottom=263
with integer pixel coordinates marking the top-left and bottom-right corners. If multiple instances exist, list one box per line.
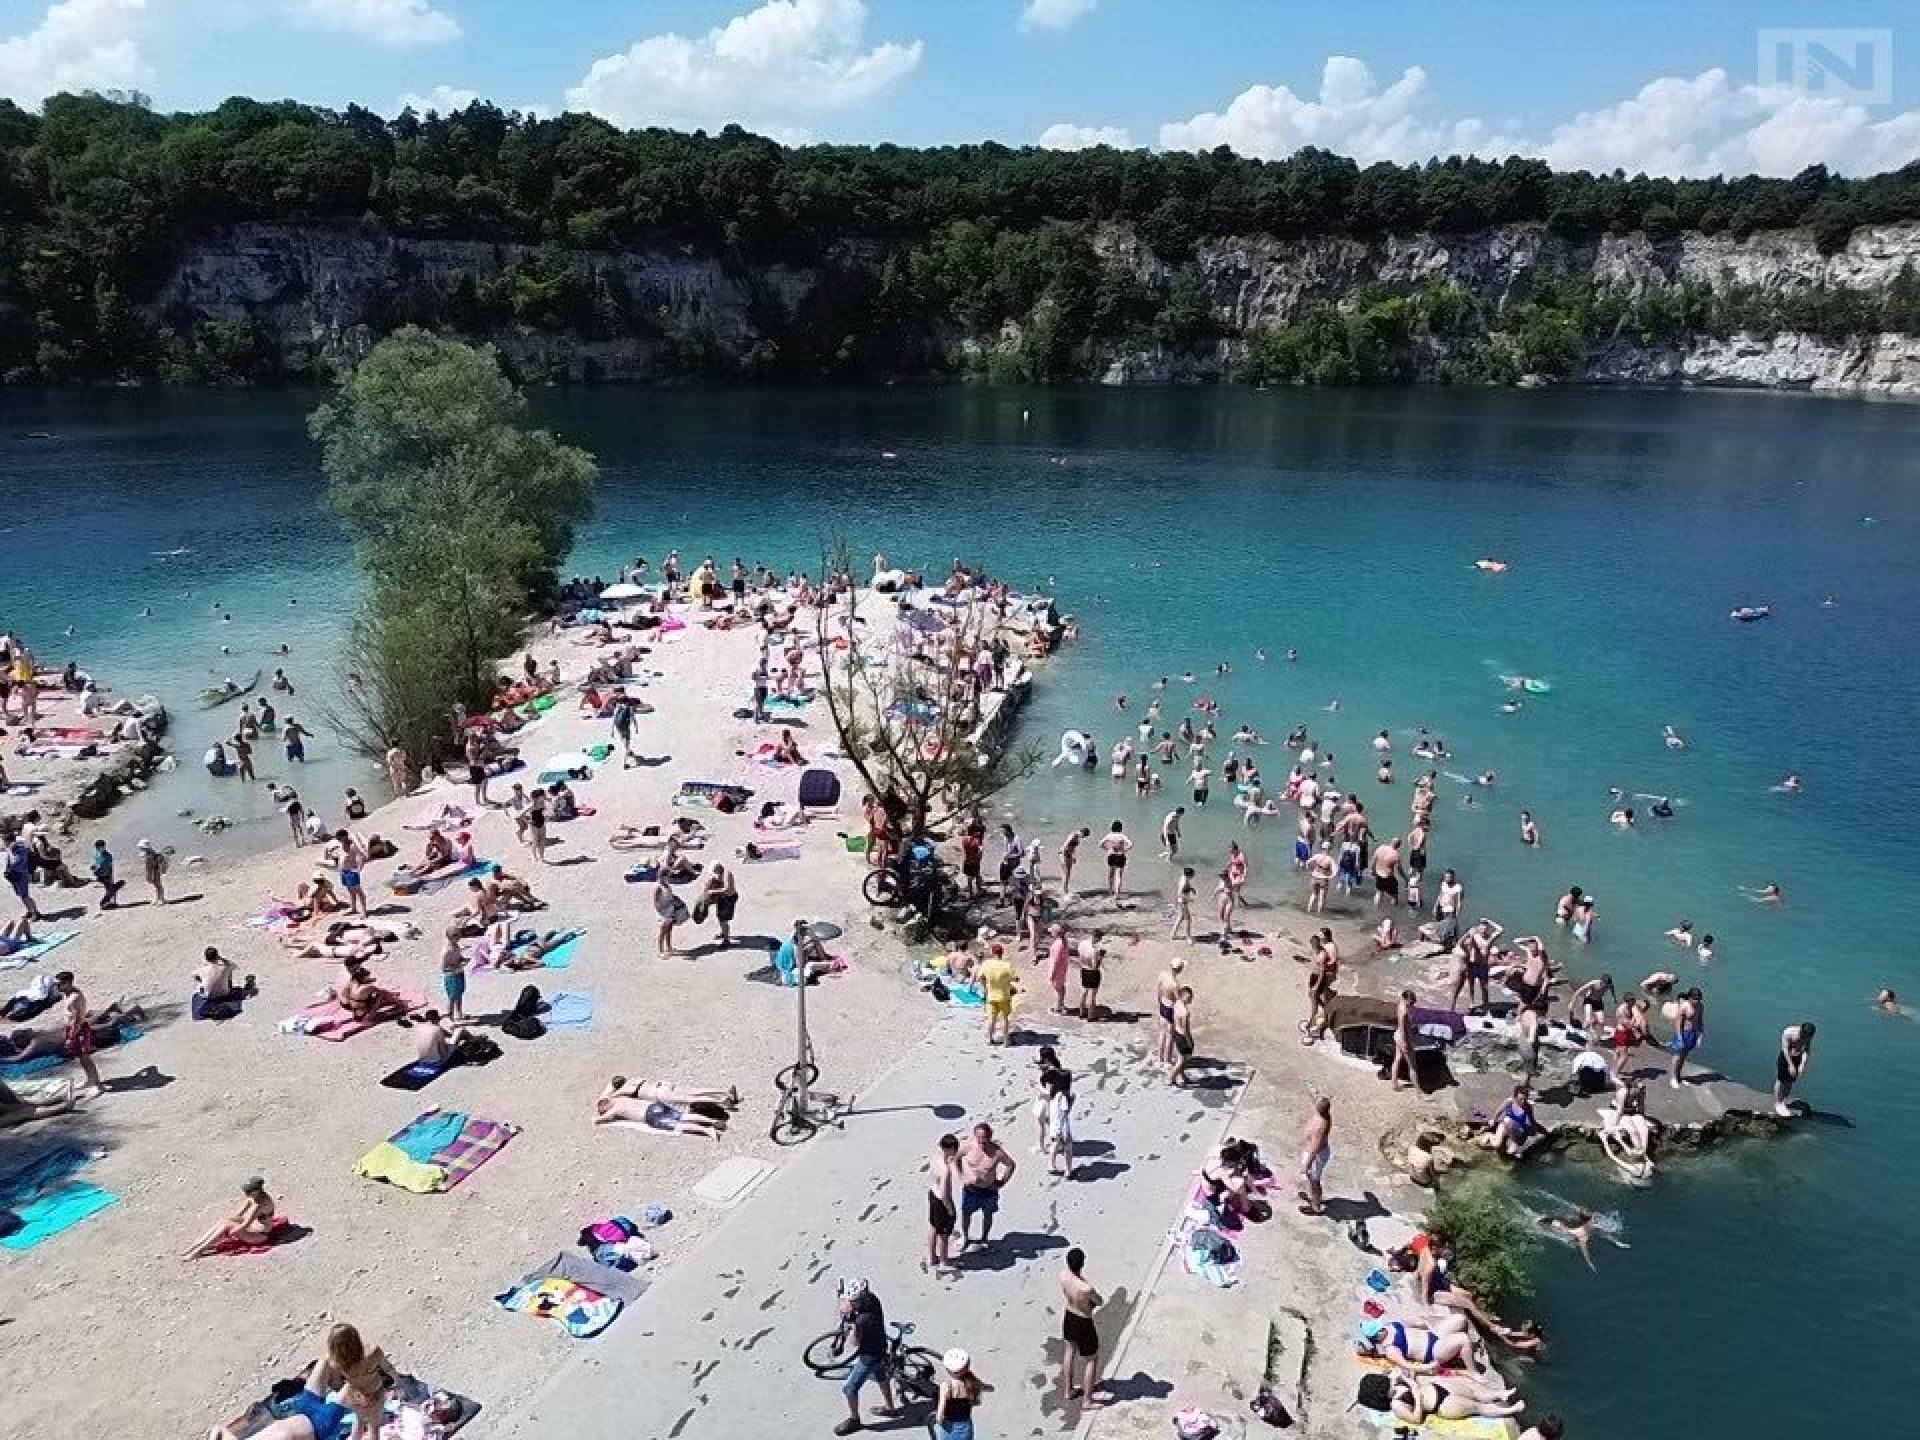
left=182, top=1175, right=278, bottom=1260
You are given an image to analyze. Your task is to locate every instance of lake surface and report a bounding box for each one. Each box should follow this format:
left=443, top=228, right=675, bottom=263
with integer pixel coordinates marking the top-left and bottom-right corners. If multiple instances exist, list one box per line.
left=6, top=383, right=1920, bottom=1438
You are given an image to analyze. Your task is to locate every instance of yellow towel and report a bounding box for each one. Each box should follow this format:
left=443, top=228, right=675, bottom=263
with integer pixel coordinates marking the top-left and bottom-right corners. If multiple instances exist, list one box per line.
left=352, top=1141, right=448, bottom=1194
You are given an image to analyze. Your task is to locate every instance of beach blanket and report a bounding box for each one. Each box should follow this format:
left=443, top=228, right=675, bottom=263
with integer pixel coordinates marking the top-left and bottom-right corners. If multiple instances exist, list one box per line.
left=494, top=1252, right=645, bottom=1338
left=1181, top=1224, right=1240, bottom=1288
left=280, top=989, right=423, bottom=1041
left=389, top=860, right=491, bottom=895
left=380, top=1059, right=449, bottom=1091
left=404, top=804, right=475, bottom=832
left=473, top=929, right=582, bottom=972
left=543, top=992, right=593, bottom=1030
left=0, top=930, right=77, bottom=971
left=0, top=1021, right=143, bottom=1082
left=355, top=1110, right=517, bottom=1193
left=0, top=1148, right=116, bottom=1250
left=204, top=1215, right=302, bottom=1257
left=1362, top=1407, right=1517, bottom=1439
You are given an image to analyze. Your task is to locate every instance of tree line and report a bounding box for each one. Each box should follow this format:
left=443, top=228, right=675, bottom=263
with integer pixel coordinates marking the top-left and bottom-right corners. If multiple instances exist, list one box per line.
left=4, top=91, right=1920, bottom=383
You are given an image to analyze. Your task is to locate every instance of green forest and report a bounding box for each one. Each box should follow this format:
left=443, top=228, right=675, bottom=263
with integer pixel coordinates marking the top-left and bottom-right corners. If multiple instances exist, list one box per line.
left=5, top=91, right=1920, bottom=385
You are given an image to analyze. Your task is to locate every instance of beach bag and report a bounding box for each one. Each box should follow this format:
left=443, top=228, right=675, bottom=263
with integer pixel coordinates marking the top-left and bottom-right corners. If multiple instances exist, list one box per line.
left=1356, top=1373, right=1392, bottom=1412
left=1172, top=1409, right=1220, bottom=1440
left=1251, top=1389, right=1291, bottom=1427
left=502, top=984, right=546, bottom=1040
left=798, top=768, right=841, bottom=809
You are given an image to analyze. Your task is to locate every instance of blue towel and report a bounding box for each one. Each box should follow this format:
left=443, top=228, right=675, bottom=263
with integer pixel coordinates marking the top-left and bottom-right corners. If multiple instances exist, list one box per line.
left=391, top=1109, right=469, bottom=1164
left=524, top=932, right=581, bottom=970
left=0, top=930, right=76, bottom=969
left=545, top=992, right=593, bottom=1029
left=0, top=1147, right=89, bottom=1203
left=0, top=1180, right=117, bottom=1250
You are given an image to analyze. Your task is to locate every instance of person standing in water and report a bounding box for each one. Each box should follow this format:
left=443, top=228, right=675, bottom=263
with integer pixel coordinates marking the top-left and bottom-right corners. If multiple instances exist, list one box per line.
left=1098, top=821, right=1130, bottom=900
left=282, top=716, right=311, bottom=764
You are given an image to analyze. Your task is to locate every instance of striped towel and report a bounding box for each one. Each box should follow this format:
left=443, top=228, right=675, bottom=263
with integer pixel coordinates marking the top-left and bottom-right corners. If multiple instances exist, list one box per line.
left=432, top=1116, right=517, bottom=1189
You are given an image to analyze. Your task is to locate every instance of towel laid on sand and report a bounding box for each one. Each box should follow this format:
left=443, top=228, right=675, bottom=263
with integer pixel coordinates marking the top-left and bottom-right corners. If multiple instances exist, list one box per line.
left=355, top=1110, right=518, bottom=1193
left=494, top=1253, right=646, bottom=1338
left=389, top=859, right=492, bottom=895
left=223, top=1374, right=478, bottom=1440
left=0, top=1148, right=116, bottom=1250
left=279, top=989, right=424, bottom=1041
left=0, top=930, right=76, bottom=971
left=0, top=1021, right=143, bottom=1081
left=543, top=992, right=593, bottom=1030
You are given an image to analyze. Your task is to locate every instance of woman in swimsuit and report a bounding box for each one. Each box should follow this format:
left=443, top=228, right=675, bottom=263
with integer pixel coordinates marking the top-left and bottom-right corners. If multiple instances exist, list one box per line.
left=208, top=1324, right=395, bottom=1440
left=1389, top=1374, right=1523, bottom=1423
left=183, top=1176, right=277, bottom=1259
left=1360, top=1319, right=1490, bottom=1378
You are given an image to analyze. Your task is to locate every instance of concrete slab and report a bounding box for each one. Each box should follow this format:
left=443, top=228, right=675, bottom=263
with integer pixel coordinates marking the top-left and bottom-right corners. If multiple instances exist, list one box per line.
left=497, top=1009, right=1249, bottom=1439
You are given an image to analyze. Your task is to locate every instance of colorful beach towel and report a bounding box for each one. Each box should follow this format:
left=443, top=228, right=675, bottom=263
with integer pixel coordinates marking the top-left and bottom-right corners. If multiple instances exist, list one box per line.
left=204, top=1216, right=303, bottom=1257
left=280, top=989, right=424, bottom=1041
left=0, top=1148, right=116, bottom=1250
left=355, top=1110, right=518, bottom=1193
left=0, top=930, right=76, bottom=971
left=492, top=1252, right=645, bottom=1339
left=223, top=1375, right=478, bottom=1440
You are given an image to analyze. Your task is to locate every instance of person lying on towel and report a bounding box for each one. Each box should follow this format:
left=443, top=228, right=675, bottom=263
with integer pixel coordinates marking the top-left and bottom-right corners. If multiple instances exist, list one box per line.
left=594, top=1076, right=731, bottom=1137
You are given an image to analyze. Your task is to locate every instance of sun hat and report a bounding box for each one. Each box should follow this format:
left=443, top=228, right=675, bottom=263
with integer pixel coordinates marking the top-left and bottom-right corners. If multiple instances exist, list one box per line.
left=942, top=1348, right=970, bottom=1375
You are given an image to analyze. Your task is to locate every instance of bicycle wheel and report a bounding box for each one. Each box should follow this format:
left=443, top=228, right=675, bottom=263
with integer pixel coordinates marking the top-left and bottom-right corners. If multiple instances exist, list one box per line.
left=893, top=1346, right=940, bottom=1401
left=802, top=1328, right=851, bottom=1376
left=775, top=1060, right=820, bottom=1093
left=770, top=1091, right=819, bottom=1146
left=862, top=868, right=900, bottom=906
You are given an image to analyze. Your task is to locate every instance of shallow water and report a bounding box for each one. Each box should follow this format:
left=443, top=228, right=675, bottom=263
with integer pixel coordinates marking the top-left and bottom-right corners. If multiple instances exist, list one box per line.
left=5, top=383, right=1918, bottom=1438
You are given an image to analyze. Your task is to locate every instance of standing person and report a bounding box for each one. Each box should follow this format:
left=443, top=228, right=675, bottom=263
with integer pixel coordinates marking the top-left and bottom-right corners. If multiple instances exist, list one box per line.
left=698, top=863, right=738, bottom=947
left=960, top=824, right=985, bottom=899
left=1520, top=810, right=1540, bottom=846
left=1169, top=866, right=1196, bottom=940
left=1155, top=958, right=1186, bottom=1063
left=4, top=836, right=37, bottom=920
left=89, top=838, right=123, bottom=910
left=1225, top=841, right=1249, bottom=905
left=1098, top=821, right=1130, bottom=900
left=1043, top=1067, right=1076, bottom=1179
left=833, top=1281, right=898, bottom=1436
left=611, top=691, right=637, bottom=768
left=385, top=743, right=412, bottom=797
left=1160, top=805, right=1184, bottom=860
left=1059, top=1248, right=1105, bottom=1409
left=1189, top=759, right=1211, bottom=806
left=978, top=943, right=1017, bottom=1046
left=1059, top=826, right=1089, bottom=897
left=1303, top=933, right=1339, bottom=1041
left=1076, top=939, right=1105, bottom=1021
left=232, top=728, right=255, bottom=782
left=652, top=874, right=687, bottom=957
left=1299, top=1095, right=1333, bottom=1215
left=926, top=1133, right=960, bottom=1275
left=1043, top=924, right=1071, bottom=1012
left=1774, top=1021, right=1815, bottom=1116
left=1306, top=842, right=1335, bottom=914
left=464, top=730, right=490, bottom=808
left=438, top=923, right=468, bottom=1022
left=524, top=789, right=550, bottom=864
left=334, top=831, right=368, bottom=917
left=933, top=1349, right=986, bottom=1440
left=55, top=971, right=103, bottom=1094
left=1167, top=986, right=1196, bottom=1085
left=957, top=1122, right=1016, bottom=1251
left=1213, top=869, right=1237, bottom=950
left=1390, top=988, right=1418, bottom=1091
left=1371, top=834, right=1402, bottom=908
left=137, top=837, right=168, bottom=906
left=281, top=788, right=308, bottom=846
left=1668, top=987, right=1705, bottom=1089
left=282, top=716, right=311, bottom=764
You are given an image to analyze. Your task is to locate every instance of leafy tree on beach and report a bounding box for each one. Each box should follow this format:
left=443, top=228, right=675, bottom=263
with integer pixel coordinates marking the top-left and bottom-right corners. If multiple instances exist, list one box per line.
left=309, top=327, right=596, bottom=764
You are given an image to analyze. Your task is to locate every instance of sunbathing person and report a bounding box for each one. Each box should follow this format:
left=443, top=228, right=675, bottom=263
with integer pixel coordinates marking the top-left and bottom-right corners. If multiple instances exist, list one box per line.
left=773, top=729, right=806, bottom=766
left=611, top=1076, right=740, bottom=1109
left=775, top=921, right=837, bottom=986
left=0, top=1076, right=80, bottom=1126
left=594, top=1077, right=728, bottom=1137
left=1, top=1002, right=142, bottom=1060
left=490, top=926, right=574, bottom=971
left=1389, top=1373, right=1523, bottom=1424
left=485, top=864, right=542, bottom=910
left=296, top=871, right=343, bottom=914
left=1598, top=1080, right=1655, bottom=1180
left=334, top=962, right=394, bottom=1019
left=611, top=818, right=707, bottom=851
left=0, top=914, right=36, bottom=957
left=193, top=947, right=255, bottom=1020
left=206, top=1323, right=396, bottom=1440
left=755, top=800, right=809, bottom=830
left=1360, top=1318, right=1494, bottom=1380
left=182, top=1175, right=278, bottom=1260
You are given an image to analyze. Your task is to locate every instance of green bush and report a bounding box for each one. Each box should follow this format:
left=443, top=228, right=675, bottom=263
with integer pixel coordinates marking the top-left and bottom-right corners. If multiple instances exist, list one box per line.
left=1428, top=1179, right=1539, bottom=1314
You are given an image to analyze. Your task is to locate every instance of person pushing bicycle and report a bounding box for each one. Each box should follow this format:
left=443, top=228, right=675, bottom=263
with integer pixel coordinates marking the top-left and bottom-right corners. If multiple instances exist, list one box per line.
left=834, top=1278, right=898, bottom=1434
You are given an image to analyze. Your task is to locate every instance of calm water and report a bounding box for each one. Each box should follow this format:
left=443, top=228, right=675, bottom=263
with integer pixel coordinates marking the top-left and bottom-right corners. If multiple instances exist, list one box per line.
left=6, top=384, right=1920, bottom=1438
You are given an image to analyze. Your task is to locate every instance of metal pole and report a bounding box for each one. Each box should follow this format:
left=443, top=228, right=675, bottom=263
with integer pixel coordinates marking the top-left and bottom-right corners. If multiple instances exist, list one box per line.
left=794, top=922, right=812, bottom=1115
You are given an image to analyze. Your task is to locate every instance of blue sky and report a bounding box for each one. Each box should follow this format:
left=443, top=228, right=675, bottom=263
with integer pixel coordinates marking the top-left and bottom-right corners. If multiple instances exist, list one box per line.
left=4, top=1, right=1919, bottom=175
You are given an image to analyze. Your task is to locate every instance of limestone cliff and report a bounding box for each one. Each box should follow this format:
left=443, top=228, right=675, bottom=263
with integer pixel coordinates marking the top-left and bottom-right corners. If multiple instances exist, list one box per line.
left=146, top=219, right=1920, bottom=394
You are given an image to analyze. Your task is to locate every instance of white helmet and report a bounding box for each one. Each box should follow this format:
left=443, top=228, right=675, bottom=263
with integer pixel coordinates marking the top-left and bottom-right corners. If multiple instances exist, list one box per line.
left=840, top=1277, right=870, bottom=1299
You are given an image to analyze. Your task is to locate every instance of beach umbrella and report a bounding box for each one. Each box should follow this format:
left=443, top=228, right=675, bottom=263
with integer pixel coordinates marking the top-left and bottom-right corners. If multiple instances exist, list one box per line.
left=599, top=582, right=647, bottom=601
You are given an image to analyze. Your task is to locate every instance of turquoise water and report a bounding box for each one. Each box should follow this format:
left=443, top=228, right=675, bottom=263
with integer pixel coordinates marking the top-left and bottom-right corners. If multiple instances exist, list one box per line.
left=6, top=384, right=1920, bottom=1437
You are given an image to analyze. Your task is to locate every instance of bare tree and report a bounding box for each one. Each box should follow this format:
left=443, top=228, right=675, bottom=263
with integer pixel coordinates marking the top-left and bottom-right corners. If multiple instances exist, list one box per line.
left=813, top=550, right=1042, bottom=840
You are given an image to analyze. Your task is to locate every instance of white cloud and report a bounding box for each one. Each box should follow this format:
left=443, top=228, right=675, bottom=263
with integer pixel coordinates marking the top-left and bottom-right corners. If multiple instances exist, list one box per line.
left=0, top=0, right=151, bottom=106
left=565, top=0, right=921, bottom=138
left=1020, top=0, right=1096, bottom=33
left=1157, top=55, right=1920, bottom=178
left=394, top=85, right=551, bottom=120
left=1038, top=122, right=1131, bottom=150
left=283, top=0, right=460, bottom=49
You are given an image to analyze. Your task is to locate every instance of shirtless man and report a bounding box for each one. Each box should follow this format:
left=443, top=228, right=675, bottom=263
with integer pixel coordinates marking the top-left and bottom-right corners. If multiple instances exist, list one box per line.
left=1667, top=987, right=1705, bottom=1088
left=1299, top=1095, right=1333, bottom=1215
left=1389, top=988, right=1417, bottom=1091
left=1371, top=835, right=1402, bottom=908
left=926, top=1132, right=960, bottom=1273
left=193, top=947, right=252, bottom=1021
left=1447, top=918, right=1502, bottom=1013
left=1303, top=932, right=1339, bottom=1041
left=1567, top=973, right=1613, bottom=1031
left=1076, top=937, right=1105, bottom=1021
left=1774, top=1021, right=1815, bottom=1116
left=1059, top=1247, right=1106, bottom=1409
left=594, top=1076, right=729, bottom=1137
left=1154, top=958, right=1186, bottom=1064
left=957, top=1122, right=1017, bottom=1249
left=55, top=971, right=103, bottom=1094
left=1167, top=986, right=1196, bottom=1085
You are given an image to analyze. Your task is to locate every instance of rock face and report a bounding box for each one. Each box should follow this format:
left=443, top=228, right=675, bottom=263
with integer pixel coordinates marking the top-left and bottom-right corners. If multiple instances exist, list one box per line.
left=146, top=219, right=1920, bottom=393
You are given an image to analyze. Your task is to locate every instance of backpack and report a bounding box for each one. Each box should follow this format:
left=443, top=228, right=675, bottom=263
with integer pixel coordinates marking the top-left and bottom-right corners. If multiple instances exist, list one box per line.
left=501, top=984, right=546, bottom=1040
left=1356, top=1373, right=1392, bottom=1411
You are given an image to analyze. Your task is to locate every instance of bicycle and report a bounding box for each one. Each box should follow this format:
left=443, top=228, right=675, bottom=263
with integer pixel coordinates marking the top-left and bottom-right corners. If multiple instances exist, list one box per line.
left=802, top=1318, right=940, bottom=1403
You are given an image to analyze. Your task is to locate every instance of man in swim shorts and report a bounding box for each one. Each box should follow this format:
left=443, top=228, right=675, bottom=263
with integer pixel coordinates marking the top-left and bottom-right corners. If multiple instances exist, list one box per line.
left=1059, top=1247, right=1105, bottom=1407
left=1774, top=1021, right=1815, bottom=1116
left=957, top=1123, right=1016, bottom=1249
left=1300, top=1095, right=1333, bottom=1214
left=926, top=1133, right=959, bottom=1273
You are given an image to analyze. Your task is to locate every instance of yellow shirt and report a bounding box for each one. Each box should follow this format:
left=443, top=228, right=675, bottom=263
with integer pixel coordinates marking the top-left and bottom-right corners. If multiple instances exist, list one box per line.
left=979, top=958, right=1016, bottom=1007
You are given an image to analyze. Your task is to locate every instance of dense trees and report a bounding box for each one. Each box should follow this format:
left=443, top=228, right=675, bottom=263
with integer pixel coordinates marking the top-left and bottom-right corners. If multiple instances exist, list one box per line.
left=3, top=91, right=1920, bottom=383
left=312, top=329, right=596, bottom=763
